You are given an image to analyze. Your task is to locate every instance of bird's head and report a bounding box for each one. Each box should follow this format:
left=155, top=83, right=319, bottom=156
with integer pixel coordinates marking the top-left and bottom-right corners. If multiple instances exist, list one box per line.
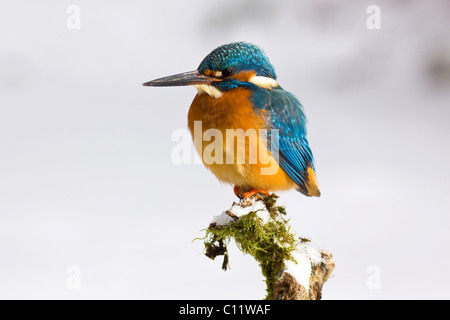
left=143, top=42, right=279, bottom=98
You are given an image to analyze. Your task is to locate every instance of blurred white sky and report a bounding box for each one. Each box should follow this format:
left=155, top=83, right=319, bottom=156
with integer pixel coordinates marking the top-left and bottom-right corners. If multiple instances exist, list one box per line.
left=0, top=0, right=449, bottom=299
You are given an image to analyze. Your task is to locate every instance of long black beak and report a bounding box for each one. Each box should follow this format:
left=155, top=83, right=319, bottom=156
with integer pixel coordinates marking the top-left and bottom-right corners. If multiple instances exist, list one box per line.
left=142, top=70, right=215, bottom=87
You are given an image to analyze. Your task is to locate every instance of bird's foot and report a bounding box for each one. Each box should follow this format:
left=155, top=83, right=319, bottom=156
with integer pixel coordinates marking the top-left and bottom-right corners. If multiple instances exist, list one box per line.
left=233, top=186, right=270, bottom=199
left=243, top=188, right=270, bottom=200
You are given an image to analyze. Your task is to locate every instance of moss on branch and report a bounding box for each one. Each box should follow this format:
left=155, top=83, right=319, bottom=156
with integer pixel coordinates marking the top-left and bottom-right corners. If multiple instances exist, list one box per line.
left=198, top=194, right=297, bottom=300
left=196, top=193, right=334, bottom=300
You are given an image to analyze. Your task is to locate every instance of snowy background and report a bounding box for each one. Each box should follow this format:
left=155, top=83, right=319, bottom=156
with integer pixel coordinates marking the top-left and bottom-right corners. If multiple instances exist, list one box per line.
left=1, top=0, right=449, bottom=299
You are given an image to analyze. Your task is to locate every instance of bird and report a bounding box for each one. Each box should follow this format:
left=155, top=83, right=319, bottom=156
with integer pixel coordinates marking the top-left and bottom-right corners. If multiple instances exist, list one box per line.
left=143, top=42, right=320, bottom=199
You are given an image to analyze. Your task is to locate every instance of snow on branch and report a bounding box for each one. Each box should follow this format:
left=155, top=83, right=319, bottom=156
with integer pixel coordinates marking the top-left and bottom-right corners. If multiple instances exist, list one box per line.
left=197, top=193, right=334, bottom=300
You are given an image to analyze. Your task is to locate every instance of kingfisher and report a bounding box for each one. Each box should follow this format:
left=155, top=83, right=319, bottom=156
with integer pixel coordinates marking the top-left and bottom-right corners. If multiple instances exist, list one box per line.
left=143, top=42, right=320, bottom=199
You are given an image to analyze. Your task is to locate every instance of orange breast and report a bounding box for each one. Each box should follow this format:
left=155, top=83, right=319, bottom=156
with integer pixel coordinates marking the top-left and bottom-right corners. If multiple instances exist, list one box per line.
left=187, top=88, right=297, bottom=192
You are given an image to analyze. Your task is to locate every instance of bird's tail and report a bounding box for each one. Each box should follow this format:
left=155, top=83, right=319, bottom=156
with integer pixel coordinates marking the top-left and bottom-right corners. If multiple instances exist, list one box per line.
left=297, top=167, right=321, bottom=197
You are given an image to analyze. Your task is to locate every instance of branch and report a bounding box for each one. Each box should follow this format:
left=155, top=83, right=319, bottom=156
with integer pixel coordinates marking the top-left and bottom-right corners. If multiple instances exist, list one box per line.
left=198, top=193, right=335, bottom=300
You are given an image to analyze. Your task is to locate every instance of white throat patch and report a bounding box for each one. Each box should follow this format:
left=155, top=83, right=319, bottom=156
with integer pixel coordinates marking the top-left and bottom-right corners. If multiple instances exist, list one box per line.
left=194, top=85, right=223, bottom=98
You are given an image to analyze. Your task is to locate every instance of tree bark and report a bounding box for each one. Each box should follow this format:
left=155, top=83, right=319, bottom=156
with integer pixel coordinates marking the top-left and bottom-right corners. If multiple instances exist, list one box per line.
left=273, top=249, right=335, bottom=300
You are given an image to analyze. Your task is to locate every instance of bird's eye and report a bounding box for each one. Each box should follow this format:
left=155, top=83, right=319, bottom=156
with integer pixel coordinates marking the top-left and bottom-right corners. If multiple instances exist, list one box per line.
left=222, top=68, right=234, bottom=77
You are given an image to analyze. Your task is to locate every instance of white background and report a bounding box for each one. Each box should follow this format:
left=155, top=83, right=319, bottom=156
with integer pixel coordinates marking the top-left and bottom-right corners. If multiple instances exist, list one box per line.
left=0, top=0, right=449, bottom=299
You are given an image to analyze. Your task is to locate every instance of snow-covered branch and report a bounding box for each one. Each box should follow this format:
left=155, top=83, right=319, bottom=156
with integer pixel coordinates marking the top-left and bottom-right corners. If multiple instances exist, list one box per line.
left=199, top=193, right=335, bottom=300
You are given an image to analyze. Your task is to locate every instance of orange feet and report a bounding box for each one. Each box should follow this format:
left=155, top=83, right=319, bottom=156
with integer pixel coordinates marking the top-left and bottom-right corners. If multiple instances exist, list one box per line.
left=243, top=188, right=270, bottom=199
left=233, top=186, right=270, bottom=199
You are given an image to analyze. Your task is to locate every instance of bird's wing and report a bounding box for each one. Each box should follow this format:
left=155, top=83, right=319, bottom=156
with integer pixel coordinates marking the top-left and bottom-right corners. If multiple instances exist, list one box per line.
left=251, top=87, right=320, bottom=196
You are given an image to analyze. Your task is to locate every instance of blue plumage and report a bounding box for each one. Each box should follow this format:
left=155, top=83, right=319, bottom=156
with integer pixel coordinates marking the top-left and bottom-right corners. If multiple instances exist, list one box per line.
left=250, top=86, right=315, bottom=195
left=198, top=42, right=277, bottom=79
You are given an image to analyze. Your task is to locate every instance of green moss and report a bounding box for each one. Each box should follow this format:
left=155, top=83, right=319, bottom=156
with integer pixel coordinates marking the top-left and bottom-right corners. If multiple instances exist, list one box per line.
left=198, top=194, right=297, bottom=300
